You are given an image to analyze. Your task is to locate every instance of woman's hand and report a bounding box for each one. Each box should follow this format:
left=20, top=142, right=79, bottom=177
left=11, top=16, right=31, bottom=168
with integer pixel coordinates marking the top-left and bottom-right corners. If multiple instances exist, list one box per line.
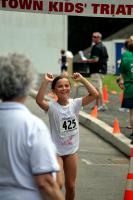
left=118, top=81, right=124, bottom=90
left=116, top=77, right=124, bottom=90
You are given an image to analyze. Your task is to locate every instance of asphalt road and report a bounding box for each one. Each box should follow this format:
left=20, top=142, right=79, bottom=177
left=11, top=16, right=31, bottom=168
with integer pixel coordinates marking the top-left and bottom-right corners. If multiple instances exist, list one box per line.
left=26, top=96, right=129, bottom=200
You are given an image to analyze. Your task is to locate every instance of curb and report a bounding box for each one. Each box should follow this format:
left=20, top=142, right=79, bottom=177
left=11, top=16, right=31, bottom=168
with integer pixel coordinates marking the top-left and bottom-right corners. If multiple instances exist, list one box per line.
left=30, top=89, right=132, bottom=157
left=79, top=111, right=132, bottom=157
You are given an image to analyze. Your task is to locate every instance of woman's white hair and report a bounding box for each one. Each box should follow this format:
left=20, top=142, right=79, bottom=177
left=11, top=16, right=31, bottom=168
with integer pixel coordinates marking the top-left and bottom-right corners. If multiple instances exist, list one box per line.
left=0, top=53, right=35, bottom=101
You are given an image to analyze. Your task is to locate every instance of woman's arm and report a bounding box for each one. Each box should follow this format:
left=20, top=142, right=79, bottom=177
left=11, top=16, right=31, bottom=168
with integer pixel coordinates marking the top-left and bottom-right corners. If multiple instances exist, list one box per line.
left=34, top=173, right=64, bottom=200
left=116, top=75, right=124, bottom=90
left=87, top=57, right=99, bottom=63
left=36, top=73, right=54, bottom=111
left=72, top=73, right=99, bottom=106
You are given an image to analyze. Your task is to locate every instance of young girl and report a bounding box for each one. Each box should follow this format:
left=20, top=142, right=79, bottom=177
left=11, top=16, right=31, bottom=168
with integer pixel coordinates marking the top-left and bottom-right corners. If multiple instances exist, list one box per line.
left=36, top=72, right=98, bottom=200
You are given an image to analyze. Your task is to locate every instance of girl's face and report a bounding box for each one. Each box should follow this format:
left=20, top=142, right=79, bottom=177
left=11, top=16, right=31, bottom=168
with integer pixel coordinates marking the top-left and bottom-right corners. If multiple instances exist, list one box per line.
left=53, top=78, right=71, bottom=101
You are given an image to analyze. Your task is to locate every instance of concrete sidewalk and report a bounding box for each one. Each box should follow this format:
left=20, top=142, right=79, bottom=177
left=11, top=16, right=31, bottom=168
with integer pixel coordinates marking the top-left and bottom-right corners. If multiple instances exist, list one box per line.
left=79, top=111, right=132, bottom=157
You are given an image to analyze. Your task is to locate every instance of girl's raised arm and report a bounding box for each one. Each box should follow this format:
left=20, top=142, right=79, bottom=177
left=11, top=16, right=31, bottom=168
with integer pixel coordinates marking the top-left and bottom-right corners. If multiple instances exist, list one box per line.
left=36, top=73, right=54, bottom=111
left=72, top=73, right=99, bottom=106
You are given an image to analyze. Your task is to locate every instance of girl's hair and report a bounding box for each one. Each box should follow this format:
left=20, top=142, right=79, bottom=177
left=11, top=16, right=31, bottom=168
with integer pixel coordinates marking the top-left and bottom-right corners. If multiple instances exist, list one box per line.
left=0, top=53, right=35, bottom=101
left=51, top=75, right=70, bottom=90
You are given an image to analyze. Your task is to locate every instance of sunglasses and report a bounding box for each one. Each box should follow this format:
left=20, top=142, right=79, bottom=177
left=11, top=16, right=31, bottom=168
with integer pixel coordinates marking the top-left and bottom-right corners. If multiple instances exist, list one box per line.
left=92, top=36, right=99, bottom=38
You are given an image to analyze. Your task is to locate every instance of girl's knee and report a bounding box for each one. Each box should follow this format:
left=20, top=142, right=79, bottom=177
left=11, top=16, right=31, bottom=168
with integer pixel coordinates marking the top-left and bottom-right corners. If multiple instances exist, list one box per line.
left=65, top=182, right=76, bottom=192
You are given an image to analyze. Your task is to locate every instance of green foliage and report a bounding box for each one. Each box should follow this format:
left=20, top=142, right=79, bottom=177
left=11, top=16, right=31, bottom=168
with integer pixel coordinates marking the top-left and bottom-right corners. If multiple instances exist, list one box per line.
left=103, top=74, right=122, bottom=93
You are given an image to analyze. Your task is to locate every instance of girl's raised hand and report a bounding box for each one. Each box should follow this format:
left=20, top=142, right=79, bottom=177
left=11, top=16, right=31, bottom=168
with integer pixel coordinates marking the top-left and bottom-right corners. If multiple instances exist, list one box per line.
left=45, top=73, right=54, bottom=82
left=72, top=72, right=83, bottom=81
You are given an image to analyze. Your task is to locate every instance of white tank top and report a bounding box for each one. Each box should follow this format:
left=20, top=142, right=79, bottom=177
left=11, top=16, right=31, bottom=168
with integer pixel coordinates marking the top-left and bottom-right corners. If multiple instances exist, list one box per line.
left=48, top=98, right=82, bottom=156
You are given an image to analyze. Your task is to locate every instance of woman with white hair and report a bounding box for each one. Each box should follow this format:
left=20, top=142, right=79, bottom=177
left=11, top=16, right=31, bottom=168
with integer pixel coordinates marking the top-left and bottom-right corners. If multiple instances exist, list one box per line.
left=0, top=53, right=64, bottom=200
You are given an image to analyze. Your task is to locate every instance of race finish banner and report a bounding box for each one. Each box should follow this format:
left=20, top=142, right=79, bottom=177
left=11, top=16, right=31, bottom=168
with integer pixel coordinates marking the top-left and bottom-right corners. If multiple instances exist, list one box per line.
left=0, top=0, right=133, bottom=18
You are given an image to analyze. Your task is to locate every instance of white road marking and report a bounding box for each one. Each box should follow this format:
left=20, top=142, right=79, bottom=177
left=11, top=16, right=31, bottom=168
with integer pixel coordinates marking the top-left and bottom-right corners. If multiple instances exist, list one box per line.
left=81, top=159, right=128, bottom=166
left=81, top=159, right=93, bottom=165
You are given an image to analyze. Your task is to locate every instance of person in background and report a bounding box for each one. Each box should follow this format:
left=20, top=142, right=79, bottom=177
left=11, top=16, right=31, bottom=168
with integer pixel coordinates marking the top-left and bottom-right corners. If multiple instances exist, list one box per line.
left=85, top=32, right=108, bottom=111
left=119, top=39, right=133, bottom=143
left=36, top=72, right=98, bottom=200
left=116, top=39, right=132, bottom=113
left=58, top=49, right=68, bottom=75
left=117, top=39, right=132, bottom=68
left=0, top=53, right=64, bottom=200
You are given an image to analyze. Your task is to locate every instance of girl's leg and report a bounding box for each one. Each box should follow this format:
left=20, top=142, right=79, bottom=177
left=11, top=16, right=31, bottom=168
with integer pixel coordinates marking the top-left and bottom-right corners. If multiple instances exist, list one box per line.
left=63, top=153, right=78, bottom=200
left=56, top=156, right=64, bottom=189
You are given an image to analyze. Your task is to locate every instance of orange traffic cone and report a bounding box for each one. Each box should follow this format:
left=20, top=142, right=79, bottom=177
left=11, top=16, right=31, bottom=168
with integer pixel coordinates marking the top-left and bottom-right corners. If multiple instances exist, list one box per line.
left=120, top=92, right=124, bottom=104
left=103, top=85, right=109, bottom=103
left=113, top=118, right=121, bottom=134
left=111, top=90, right=117, bottom=95
left=90, top=106, right=98, bottom=118
left=124, top=148, right=133, bottom=200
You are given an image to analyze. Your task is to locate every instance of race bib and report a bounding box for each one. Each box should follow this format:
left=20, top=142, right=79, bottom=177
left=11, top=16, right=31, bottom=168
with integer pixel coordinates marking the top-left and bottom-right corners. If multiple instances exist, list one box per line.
left=59, top=116, right=78, bottom=137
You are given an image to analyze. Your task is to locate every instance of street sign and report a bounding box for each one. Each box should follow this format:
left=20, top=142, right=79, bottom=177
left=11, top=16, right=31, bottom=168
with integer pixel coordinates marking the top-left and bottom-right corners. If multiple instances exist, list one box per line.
left=0, top=0, right=133, bottom=18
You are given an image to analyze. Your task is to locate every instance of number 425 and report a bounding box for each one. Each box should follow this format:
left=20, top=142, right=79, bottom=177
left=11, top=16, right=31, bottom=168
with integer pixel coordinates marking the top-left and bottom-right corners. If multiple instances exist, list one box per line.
left=62, top=119, right=76, bottom=130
